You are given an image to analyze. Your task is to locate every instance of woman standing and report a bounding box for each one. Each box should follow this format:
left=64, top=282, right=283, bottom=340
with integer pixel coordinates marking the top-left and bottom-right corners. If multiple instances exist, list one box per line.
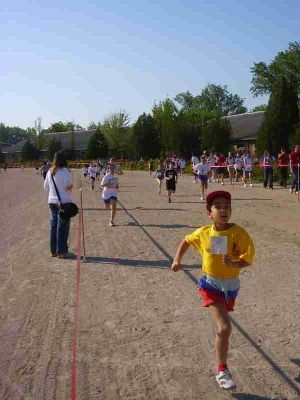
left=44, top=152, right=73, bottom=258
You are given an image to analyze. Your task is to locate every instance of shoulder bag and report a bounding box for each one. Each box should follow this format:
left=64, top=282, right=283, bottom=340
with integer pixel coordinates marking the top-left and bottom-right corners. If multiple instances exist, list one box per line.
left=51, top=174, right=79, bottom=219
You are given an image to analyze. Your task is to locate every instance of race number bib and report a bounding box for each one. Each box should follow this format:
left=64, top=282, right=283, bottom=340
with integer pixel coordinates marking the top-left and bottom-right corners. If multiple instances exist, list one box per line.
left=211, top=236, right=227, bottom=255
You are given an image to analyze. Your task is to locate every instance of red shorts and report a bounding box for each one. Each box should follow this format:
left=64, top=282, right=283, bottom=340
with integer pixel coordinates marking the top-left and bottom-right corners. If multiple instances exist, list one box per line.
left=198, top=288, right=236, bottom=312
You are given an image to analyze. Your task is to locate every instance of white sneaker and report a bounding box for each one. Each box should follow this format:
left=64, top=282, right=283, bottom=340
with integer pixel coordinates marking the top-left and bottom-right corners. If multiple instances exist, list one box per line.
left=109, top=221, right=115, bottom=227
left=200, top=195, right=204, bottom=200
left=290, top=188, right=294, bottom=194
left=250, top=184, right=254, bottom=187
left=212, top=179, right=216, bottom=183
left=193, top=180, right=197, bottom=184
left=244, top=184, right=247, bottom=188
left=296, top=191, right=299, bottom=195
left=221, top=182, right=224, bottom=185
left=216, top=370, right=237, bottom=390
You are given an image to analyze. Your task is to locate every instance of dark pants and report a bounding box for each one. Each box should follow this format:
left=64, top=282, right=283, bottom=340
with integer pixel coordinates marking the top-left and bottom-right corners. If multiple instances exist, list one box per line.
left=279, top=167, right=288, bottom=187
left=291, top=166, right=300, bottom=192
left=263, top=168, right=273, bottom=188
left=49, top=204, right=71, bottom=254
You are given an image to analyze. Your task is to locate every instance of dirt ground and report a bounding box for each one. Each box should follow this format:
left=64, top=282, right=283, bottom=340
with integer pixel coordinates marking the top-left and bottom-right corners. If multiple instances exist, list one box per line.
left=1, top=168, right=300, bottom=400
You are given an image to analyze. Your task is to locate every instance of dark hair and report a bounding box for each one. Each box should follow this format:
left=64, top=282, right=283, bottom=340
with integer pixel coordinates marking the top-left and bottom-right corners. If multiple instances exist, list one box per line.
left=51, top=152, right=68, bottom=175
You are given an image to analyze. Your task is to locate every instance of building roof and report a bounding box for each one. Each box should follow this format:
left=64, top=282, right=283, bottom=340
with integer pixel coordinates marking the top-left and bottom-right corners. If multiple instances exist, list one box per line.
left=3, top=139, right=28, bottom=153
left=47, top=129, right=96, bottom=150
left=4, top=129, right=97, bottom=154
left=226, top=111, right=264, bottom=140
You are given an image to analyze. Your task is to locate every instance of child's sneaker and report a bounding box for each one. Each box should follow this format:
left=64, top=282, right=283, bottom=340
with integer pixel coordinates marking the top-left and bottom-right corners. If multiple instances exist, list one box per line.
left=109, top=220, right=115, bottom=227
left=250, top=184, right=254, bottom=187
left=216, top=369, right=237, bottom=390
left=244, top=184, right=247, bottom=188
left=200, top=195, right=204, bottom=200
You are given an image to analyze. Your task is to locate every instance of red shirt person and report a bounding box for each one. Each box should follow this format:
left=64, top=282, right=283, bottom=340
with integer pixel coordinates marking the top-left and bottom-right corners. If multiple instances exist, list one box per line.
left=289, top=145, right=300, bottom=194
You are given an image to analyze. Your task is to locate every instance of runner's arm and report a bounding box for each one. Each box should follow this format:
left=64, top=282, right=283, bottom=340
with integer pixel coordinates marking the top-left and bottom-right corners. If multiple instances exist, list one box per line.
left=171, top=239, right=190, bottom=272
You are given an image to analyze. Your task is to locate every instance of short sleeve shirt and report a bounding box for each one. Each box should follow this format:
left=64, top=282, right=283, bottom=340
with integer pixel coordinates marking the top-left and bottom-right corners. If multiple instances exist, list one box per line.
left=290, top=151, right=300, bottom=166
left=185, top=224, right=255, bottom=279
left=165, top=169, right=178, bottom=182
left=101, top=173, right=119, bottom=199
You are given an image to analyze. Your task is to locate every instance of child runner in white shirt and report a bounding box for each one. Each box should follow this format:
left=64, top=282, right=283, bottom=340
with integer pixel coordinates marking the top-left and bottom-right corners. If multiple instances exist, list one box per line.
left=82, top=165, right=88, bottom=178
left=100, top=164, right=119, bottom=226
left=234, top=153, right=243, bottom=182
left=226, top=152, right=235, bottom=185
left=88, top=163, right=98, bottom=190
left=243, top=152, right=254, bottom=187
left=207, top=152, right=217, bottom=183
left=194, top=155, right=211, bottom=200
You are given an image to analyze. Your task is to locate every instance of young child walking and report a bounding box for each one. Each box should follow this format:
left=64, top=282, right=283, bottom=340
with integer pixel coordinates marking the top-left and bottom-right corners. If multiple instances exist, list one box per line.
left=171, top=190, right=255, bottom=390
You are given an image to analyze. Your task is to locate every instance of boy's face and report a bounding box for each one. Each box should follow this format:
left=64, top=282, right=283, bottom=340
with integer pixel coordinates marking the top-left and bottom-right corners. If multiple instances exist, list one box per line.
left=207, top=196, right=232, bottom=225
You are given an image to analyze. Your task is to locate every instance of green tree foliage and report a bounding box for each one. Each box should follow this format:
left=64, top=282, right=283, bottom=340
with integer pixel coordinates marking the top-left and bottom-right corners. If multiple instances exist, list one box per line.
left=47, top=137, right=62, bottom=160
left=289, top=125, right=300, bottom=148
left=175, top=84, right=247, bottom=116
left=102, top=110, right=131, bottom=156
left=21, top=139, right=39, bottom=161
left=131, top=113, right=159, bottom=159
left=47, top=121, right=84, bottom=133
left=256, top=78, right=299, bottom=154
left=0, top=148, right=5, bottom=163
left=251, top=104, right=267, bottom=112
left=87, top=121, right=101, bottom=130
left=86, top=129, right=109, bottom=159
left=152, top=98, right=178, bottom=154
left=0, top=123, right=28, bottom=145
left=251, top=42, right=300, bottom=97
left=200, top=115, right=233, bottom=154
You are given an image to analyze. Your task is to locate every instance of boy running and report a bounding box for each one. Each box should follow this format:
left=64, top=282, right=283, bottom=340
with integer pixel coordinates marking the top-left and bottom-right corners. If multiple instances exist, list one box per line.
left=233, top=153, right=243, bottom=182
left=193, top=155, right=211, bottom=200
left=226, top=152, right=235, bottom=185
left=243, top=151, right=254, bottom=187
left=88, top=163, right=98, bottom=190
left=165, top=161, right=178, bottom=203
left=171, top=190, right=255, bottom=390
left=100, top=164, right=119, bottom=226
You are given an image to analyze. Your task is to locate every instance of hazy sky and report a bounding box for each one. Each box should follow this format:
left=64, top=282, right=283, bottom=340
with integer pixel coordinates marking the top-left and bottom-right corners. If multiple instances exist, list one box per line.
left=1, top=0, right=299, bottom=129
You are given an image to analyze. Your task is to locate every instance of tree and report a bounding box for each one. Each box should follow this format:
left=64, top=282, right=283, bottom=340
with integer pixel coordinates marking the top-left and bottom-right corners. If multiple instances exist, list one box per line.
left=174, top=84, right=247, bottom=116
left=0, top=148, right=5, bottom=163
left=87, top=121, right=101, bottom=130
left=251, top=42, right=300, bottom=97
left=47, top=137, right=62, bottom=160
left=21, top=139, right=39, bottom=161
left=102, top=110, right=131, bottom=156
left=152, top=98, right=178, bottom=154
left=256, top=78, right=299, bottom=154
left=86, top=129, right=108, bottom=159
left=131, top=113, right=159, bottom=159
left=251, top=105, right=267, bottom=112
left=0, top=123, right=28, bottom=145
left=200, top=115, right=233, bottom=154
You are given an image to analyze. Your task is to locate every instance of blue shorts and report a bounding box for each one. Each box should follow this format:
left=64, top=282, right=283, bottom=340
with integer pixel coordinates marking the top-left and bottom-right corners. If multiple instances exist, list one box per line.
left=103, top=196, right=117, bottom=204
left=199, top=175, right=208, bottom=181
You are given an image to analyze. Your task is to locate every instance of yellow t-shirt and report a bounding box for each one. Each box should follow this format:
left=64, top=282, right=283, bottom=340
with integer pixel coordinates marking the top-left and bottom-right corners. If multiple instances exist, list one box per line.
left=185, top=224, right=255, bottom=279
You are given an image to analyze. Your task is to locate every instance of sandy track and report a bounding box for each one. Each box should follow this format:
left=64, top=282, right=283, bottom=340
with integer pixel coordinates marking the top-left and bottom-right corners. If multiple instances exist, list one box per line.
left=1, top=169, right=300, bottom=400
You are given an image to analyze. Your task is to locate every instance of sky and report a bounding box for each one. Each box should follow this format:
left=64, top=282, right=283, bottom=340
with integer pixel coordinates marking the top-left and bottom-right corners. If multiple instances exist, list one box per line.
left=1, top=0, right=299, bottom=130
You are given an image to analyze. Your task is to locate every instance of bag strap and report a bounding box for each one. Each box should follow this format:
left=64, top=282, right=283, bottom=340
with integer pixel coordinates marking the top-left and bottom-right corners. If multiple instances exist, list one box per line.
left=51, top=173, right=62, bottom=204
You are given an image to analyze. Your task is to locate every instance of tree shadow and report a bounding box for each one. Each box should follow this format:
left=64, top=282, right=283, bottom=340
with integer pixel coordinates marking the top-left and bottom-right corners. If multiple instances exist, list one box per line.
left=83, top=256, right=200, bottom=270
left=232, top=394, right=286, bottom=400
left=125, top=222, right=199, bottom=229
